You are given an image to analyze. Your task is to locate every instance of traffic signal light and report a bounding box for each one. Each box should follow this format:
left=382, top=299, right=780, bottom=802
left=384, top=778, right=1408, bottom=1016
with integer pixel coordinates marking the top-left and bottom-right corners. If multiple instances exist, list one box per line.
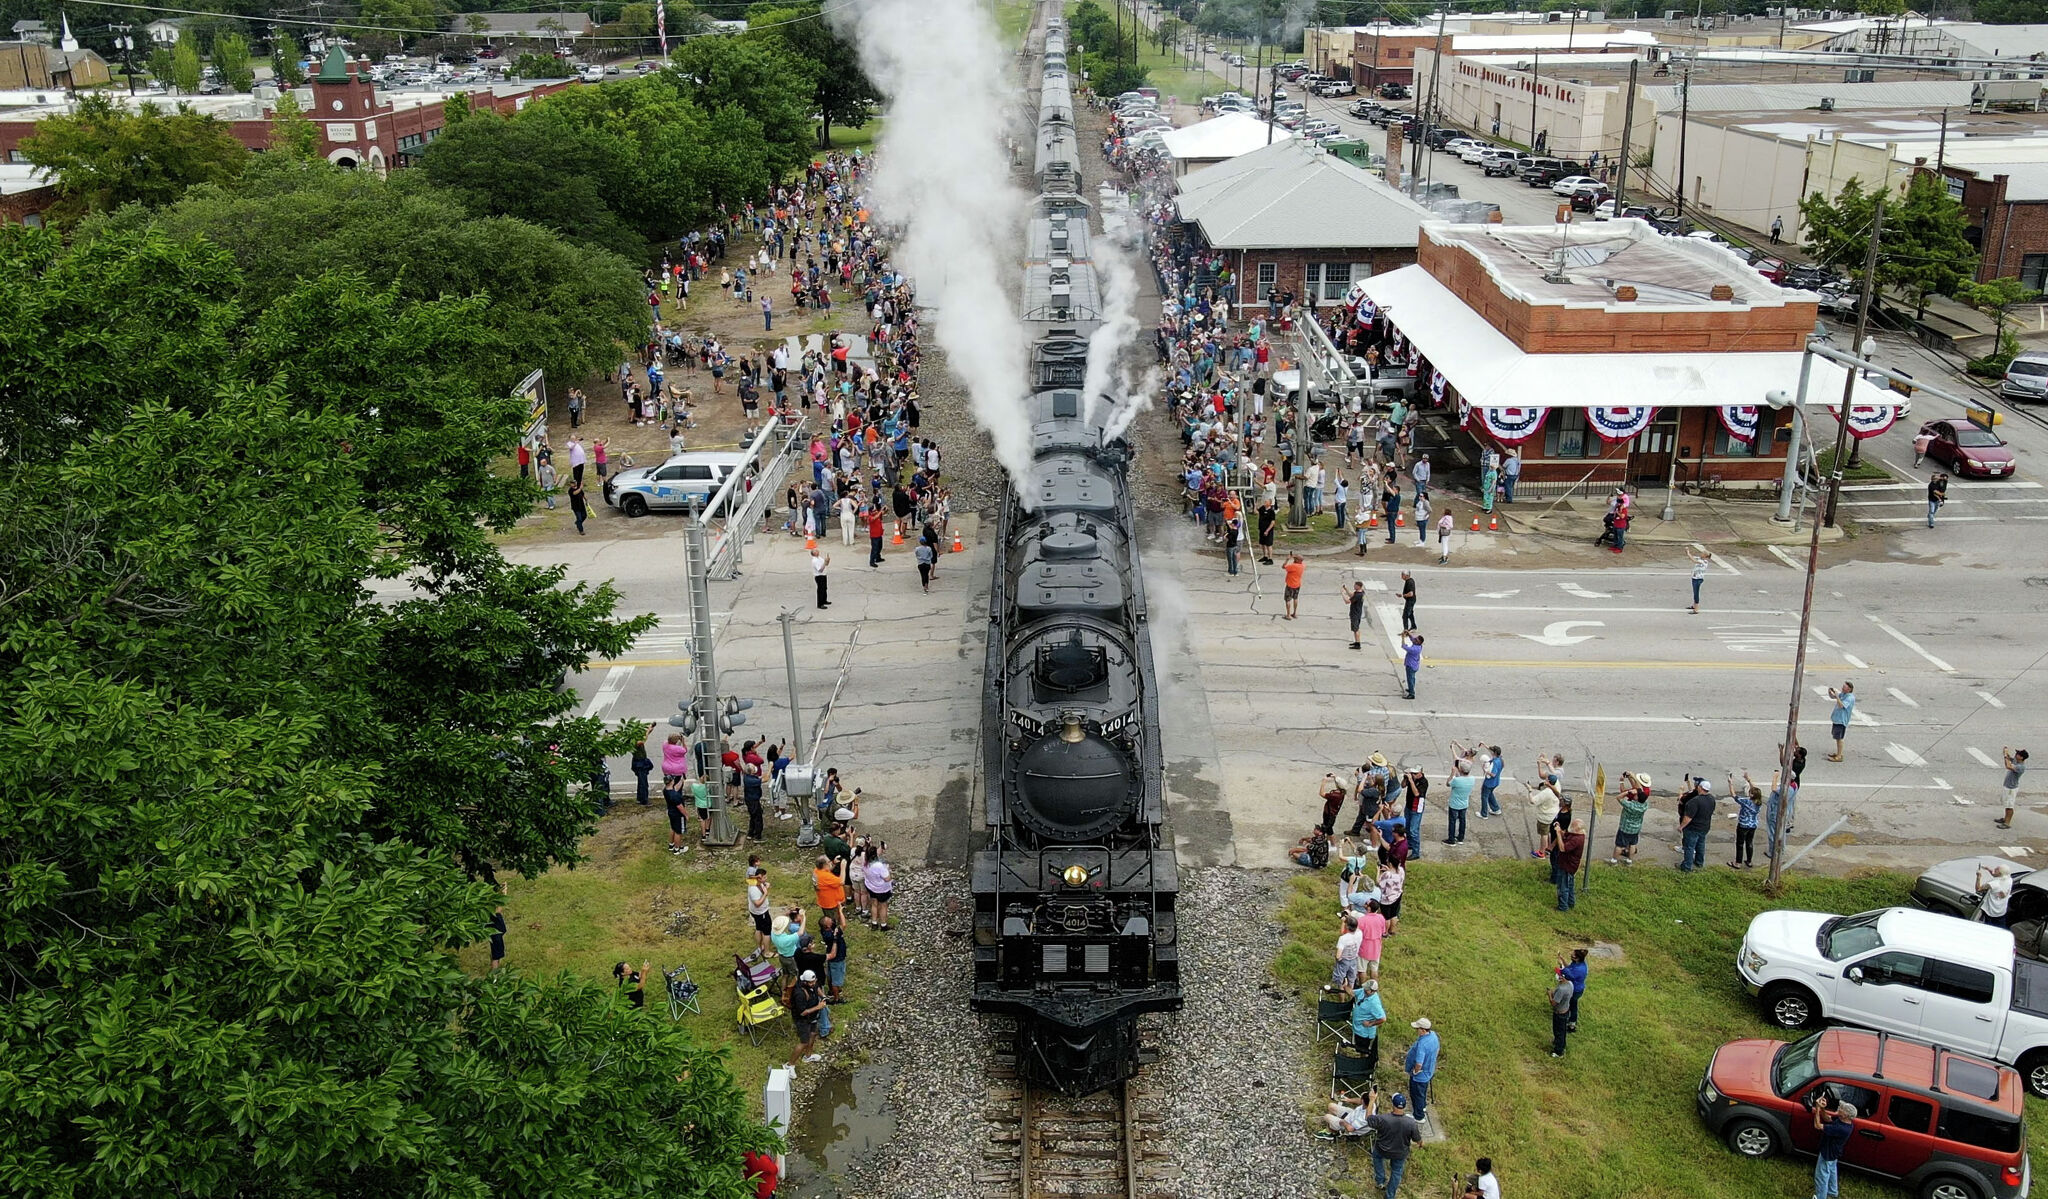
left=669, top=699, right=700, bottom=733
left=719, top=697, right=754, bottom=734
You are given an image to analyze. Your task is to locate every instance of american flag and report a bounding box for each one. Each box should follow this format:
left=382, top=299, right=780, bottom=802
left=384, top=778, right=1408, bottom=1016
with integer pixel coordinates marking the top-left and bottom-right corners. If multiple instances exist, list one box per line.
left=657, top=0, right=668, bottom=56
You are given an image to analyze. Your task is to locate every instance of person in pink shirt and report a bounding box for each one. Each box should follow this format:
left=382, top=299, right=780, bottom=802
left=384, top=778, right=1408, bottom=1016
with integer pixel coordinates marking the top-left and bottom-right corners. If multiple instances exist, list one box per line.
left=1355, top=899, right=1389, bottom=979
left=592, top=439, right=609, bottom=481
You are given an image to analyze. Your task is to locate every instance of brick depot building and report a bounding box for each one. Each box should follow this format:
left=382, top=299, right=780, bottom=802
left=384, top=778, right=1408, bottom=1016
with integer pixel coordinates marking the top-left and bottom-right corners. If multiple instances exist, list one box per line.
left=1, top=44, right=574, bottom=213
left=1173, top=136, right=1430, bottom=310
left=1356, top=220, right=1900, bottom=492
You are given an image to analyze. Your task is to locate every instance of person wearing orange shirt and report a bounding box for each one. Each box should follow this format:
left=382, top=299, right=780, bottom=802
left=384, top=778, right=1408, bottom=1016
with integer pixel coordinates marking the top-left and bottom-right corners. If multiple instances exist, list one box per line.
left=813, top=854, right=847, bottom=928
left=1282, top=552, right=1306, bottom=619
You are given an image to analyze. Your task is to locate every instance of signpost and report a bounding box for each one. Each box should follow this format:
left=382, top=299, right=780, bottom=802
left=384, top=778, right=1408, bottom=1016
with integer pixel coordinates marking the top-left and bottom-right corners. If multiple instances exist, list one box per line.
left=1581, top=762, right=1605, bottom=894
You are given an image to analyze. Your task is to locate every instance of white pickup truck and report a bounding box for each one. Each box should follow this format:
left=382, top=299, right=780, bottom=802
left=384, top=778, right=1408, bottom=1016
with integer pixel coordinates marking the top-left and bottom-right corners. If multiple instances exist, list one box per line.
left=1739, top=906, right=2048, bottom=1098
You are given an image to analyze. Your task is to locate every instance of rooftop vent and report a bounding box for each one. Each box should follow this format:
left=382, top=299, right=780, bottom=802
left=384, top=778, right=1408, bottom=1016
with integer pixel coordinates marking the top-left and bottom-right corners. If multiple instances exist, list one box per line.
left=1613, top=284, right=1638, bottom=301
left=1710, top=283, right=1736, bottom=301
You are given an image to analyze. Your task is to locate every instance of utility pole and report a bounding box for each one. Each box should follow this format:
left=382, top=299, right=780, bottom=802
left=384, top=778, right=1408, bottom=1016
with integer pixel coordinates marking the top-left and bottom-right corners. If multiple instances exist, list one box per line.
left=1267, top=58, right=1277, bottom=145
left=1529, top=48, right=1540, bottom=151
left=1937, top=105, right=1949, bottom=173
left=1413, top=4, right=1448, bottom=194
left=1675, top=66, right=1691, bottom=223
left=1614, top=58, right=1639, bottom=207
left=1824, top=194, right=1885, bottom=529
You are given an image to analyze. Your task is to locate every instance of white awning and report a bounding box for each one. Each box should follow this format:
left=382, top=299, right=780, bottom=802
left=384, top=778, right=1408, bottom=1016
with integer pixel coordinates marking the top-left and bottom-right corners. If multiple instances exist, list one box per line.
left=1356, top=264, right=1899, bottom=411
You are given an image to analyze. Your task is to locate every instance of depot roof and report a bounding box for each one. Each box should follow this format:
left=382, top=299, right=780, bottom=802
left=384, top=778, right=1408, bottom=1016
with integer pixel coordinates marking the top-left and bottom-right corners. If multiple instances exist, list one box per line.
left=1174, top=137, right=1430, bottom=251
left=1356, top=258, right=1896, bottom=411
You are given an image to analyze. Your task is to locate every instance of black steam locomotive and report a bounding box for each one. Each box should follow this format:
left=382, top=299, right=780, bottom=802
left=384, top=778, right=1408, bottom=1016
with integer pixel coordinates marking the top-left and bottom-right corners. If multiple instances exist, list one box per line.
left=969, top=3, right=1182, bottom=1100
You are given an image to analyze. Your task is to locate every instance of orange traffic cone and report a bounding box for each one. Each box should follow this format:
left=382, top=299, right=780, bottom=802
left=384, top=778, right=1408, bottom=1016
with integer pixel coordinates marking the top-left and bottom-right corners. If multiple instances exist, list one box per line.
left=891, top=528, right=904, bottom=546
left=1396, top=514, right=1405, bottom=527
left=951, top=532, right=963, bottom=553
left=1488, top=513, right=1499, bottom=531
left=1367, top=511, right=1377, bottom=528
left=805, top=533, right=817, bottom=550
left=1470, top=515, right=1480, bottom=531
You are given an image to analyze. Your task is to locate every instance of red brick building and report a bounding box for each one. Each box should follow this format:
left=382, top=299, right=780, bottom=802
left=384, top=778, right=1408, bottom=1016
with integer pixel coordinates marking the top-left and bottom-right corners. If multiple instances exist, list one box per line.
left=0, top=45, right=576, bottom=223
left=1357, top=221, right=1900, bottom=491
left=1173, top=137, right=1429, bottom=309
left=1940, top=163, right=2048, bottom=290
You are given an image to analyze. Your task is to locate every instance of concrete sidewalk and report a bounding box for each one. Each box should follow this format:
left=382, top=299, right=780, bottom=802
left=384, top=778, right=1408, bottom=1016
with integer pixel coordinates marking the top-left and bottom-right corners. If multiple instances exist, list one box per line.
left=1507, top=495, right=1847, bottom=548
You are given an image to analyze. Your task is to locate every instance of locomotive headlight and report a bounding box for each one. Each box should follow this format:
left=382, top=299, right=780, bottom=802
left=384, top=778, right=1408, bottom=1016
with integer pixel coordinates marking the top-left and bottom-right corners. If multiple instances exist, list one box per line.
left=1062, top=865, right=1090, bottom=887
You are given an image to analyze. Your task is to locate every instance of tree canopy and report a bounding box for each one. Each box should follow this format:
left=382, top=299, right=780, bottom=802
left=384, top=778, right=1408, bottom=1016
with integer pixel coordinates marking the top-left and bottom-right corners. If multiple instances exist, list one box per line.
left=17, top=93, right=248, bottom=226
left=1800, top=172, right=1978, bottom=314
left=745, top=1, right=879, bottom=147
left=119, top=155, right=649, bottom=409
left=0, top=221, right=767, bottom=1196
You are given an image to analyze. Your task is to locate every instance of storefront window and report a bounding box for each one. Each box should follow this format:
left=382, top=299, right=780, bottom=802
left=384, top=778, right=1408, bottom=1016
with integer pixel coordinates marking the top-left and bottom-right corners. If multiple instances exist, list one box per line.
left=1544, top=408, right=1589, bottom=458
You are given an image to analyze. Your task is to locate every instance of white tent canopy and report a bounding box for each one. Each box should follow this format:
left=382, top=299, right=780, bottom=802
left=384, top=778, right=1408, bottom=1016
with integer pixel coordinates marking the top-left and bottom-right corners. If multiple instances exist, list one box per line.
left=1159, top=111, right=1292, bottom=163
left=1357, top=264, right=1897, bottom=412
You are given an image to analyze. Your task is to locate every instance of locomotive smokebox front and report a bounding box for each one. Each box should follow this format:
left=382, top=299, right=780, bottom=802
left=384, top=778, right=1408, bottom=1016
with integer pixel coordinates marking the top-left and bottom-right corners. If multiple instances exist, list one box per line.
left=1011, top=713, right=1136, bottom=842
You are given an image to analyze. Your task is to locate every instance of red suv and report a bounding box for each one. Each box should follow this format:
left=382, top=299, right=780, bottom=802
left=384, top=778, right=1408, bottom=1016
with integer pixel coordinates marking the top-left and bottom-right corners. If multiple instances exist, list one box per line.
left=1699, top=1028, right=2029, bottom=1199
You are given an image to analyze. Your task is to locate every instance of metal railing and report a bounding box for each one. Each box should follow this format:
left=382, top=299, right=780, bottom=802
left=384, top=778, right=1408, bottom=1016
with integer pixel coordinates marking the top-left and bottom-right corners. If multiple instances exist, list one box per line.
left=706, top=413, right=809, bottom=580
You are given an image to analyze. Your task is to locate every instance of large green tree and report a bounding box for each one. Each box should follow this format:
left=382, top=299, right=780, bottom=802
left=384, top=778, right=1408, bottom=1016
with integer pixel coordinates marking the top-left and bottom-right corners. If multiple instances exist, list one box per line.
left=418, top=110, right=649, bottom=258
left=667, top=33, right=817, bottom=177
left=17, top=92, right=248, bottom=224
left=745, top=1, right=879, bottom=147
left=129, top=156, right=648, bottom=407
left=211, top=30, right=255, bottom=91
left=1801, top=172, right=1978, bottom=316
left=0, top=223, right=766, bottom=1195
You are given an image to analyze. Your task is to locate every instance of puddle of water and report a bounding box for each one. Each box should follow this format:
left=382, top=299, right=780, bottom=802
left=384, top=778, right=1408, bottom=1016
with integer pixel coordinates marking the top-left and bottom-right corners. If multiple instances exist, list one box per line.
left=783, top=1062, right=898, bottom=1198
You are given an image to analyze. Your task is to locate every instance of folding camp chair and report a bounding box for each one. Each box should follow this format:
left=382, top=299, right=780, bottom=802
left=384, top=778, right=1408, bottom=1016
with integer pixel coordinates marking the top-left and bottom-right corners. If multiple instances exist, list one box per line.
left=1315, top=998, right=1353, bottom=1046
left=1331, top=1050, right=1376, bottom=1104
left=732, top=953, right=786, bottom=1046
left=664, top=965, right=701, bottom=1019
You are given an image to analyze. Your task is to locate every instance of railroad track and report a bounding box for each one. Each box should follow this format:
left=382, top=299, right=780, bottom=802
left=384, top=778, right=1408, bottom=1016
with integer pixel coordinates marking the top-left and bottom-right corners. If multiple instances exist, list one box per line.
left=978, top=1036, right=1177, bottom=1199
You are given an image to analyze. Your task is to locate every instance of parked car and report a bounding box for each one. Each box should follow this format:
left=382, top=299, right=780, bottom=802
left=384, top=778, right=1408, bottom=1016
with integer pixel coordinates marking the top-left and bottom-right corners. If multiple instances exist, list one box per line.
left=2002, top=352, right=2048, bottom=402
left=1699, top=1027, right=2031, bottom=1199
left=1379, top=82, right=1409, bottom=99
left=603, top=452, right=749, bottom=517
left=1483, top=153, right=1528, bottom=177
left=1919, top=419, right=2019, bottom=479
left=1313, top=79, right=1355, bottom=97
left=1520, top=158, right=1583, bottom=187
left=1455, top=142, right=1496, bottom=164
left=1784, top=264, right=1842, bottom=292
left=1569, top=188, right=1613, bottom=213
left=1301, top=119, right=1341, bottom=139
left=1738, top=906, right=2048, bottom=1097
left=1549, top=174, right=1605, bottom=197
left=1913, top=857, right=2048, bottom=950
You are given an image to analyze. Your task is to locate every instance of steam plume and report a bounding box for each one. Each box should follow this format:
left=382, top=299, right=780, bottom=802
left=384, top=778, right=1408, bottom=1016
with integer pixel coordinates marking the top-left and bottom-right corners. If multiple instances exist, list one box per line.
left=1082, top=242, right=1141, bottom=426
left=829, top=0, right=1034, bottom=492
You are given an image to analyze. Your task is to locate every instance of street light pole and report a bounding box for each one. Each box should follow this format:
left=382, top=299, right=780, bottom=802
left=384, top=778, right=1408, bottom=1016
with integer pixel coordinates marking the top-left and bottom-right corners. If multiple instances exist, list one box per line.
left=1772, top=347, right=1817, bottom=524
left=1824, top=194, right=1885, bottom=529
left=777, top=607, right=804, bottom=762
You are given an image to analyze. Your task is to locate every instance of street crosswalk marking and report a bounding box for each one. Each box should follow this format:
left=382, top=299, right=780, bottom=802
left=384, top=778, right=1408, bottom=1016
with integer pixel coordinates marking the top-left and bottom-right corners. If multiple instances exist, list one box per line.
left=582, top=666, right=635, bottom=721
left=1967, top=747, right=1999, bottom=769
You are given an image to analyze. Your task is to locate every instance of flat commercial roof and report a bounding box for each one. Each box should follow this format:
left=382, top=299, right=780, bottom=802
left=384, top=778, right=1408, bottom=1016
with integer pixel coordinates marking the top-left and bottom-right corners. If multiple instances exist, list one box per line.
left=1357, top=259, right=1896, bottom=412
left=1425, top=220, right=1788, bottom=309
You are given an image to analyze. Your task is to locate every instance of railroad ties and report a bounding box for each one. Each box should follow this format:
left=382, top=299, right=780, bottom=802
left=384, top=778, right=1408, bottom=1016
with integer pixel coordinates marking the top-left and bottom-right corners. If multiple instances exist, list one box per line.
left=978, top=1031, right=1177, bottom=1199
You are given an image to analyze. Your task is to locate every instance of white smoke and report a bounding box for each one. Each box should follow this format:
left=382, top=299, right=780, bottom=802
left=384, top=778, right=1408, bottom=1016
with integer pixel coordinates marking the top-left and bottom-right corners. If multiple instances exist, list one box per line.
left=829, top=0, right=1034, bottom=491
left=1081, top=242, right=1141, bottom=426
left=1099, top=364, right=1159, bottom=445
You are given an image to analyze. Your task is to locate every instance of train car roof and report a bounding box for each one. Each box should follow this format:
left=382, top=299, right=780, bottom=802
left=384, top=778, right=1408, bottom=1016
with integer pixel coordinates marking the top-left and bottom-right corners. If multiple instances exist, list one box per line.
left=1021, top=261, right=1101, bottom=323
